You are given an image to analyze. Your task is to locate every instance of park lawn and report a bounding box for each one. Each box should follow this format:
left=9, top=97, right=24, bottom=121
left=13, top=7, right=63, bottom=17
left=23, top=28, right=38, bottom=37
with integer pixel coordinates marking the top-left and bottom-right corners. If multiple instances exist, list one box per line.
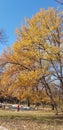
left=0, top=109, right=62, bottom=121
left=0, top=109, right=63, bottom=130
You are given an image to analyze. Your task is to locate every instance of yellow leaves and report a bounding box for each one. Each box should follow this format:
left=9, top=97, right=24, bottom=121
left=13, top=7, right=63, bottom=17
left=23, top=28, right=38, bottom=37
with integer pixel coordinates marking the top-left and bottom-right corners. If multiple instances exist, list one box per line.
left=15, top=8, right=62, bottom=47
left=49, top=46, right=60, bottom=54
left=17, top=69, right=40, bottom=89
left=0, top=8, right=63, bottom=104
left=43, top=44, right=61, bottom=61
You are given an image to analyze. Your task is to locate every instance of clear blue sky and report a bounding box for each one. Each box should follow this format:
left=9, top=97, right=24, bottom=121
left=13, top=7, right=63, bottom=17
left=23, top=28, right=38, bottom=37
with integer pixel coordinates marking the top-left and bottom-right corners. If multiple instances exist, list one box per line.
left=0, top=0, right=62, bottom=53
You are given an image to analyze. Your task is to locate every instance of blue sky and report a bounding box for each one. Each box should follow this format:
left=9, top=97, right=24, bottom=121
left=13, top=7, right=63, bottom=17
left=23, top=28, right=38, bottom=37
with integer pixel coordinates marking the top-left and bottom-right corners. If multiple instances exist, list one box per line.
left=0, top=0, right=62, bottom=53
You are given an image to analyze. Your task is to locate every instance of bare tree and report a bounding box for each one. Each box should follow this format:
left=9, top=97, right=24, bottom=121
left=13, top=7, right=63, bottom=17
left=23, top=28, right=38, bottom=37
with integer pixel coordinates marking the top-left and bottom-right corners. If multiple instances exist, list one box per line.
left=0, top=29, right=7, bottom=44
left=55, top=0, right=63, bottom=4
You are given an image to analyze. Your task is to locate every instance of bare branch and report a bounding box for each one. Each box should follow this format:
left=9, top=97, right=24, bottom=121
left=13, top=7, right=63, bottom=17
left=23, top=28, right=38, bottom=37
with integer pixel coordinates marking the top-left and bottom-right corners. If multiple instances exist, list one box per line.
left=0, top=29, right=8, bottom=44
left=55, top=0, right=63, bottom=4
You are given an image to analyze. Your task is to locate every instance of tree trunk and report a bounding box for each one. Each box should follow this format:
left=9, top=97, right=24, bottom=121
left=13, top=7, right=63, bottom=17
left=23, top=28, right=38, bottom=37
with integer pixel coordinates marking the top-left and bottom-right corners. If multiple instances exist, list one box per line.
left=27, top=98, right=30, bottom=107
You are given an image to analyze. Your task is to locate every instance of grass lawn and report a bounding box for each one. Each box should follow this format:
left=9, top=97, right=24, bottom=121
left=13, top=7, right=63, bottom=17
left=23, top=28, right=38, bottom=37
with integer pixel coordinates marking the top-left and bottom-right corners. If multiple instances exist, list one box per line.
left=0, top=109, right=63, bottom=130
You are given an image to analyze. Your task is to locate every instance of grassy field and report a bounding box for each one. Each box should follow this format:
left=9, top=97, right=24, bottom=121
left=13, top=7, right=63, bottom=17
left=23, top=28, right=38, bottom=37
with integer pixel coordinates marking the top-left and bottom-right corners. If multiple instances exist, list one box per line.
left=0, top=109, right=63, bottom=130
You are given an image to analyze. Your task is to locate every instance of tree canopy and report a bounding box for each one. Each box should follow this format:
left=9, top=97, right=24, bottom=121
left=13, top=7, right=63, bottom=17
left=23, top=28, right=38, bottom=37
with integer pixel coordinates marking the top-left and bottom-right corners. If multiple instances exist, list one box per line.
left=0, top=8, right=63, bottom=113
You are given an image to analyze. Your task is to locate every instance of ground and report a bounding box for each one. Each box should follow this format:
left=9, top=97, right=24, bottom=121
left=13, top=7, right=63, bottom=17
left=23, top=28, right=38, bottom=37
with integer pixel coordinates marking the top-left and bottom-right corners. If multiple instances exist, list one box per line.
left=0, top=109, right=63, bottom=130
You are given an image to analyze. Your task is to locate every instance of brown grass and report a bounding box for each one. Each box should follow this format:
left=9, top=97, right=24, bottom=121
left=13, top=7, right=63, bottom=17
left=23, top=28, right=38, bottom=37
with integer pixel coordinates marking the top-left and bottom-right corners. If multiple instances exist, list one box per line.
left=0, top=109, right=63, bottom=130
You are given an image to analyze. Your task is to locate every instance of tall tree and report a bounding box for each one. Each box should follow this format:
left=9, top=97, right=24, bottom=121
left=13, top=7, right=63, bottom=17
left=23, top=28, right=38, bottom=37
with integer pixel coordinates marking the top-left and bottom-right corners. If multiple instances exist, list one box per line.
left=0, top=8, right=63, bottom=114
